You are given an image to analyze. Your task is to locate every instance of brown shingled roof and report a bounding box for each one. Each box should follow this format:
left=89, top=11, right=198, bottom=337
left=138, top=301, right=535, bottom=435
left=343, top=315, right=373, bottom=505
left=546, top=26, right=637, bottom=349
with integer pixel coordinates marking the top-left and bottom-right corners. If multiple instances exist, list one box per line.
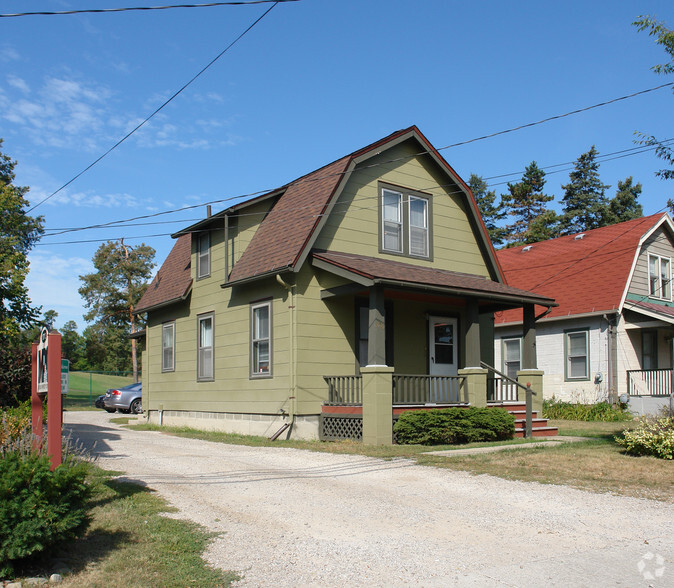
left=136, top=235, right=192, bottom=313
left=312, top=250, right=556, bottom=307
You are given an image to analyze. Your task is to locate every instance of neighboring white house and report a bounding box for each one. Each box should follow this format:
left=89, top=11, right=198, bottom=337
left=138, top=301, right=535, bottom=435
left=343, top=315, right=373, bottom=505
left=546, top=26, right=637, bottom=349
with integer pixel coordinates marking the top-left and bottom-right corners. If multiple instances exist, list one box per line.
left=495, top=213, right=674, bottom=415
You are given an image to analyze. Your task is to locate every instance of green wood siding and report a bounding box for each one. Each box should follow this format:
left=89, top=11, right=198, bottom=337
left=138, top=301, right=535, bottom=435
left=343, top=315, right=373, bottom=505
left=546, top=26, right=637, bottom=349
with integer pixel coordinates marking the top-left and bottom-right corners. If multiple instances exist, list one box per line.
left=314, top=140, right=491, bottom=276
left=629, top=228, right=674, bottom=300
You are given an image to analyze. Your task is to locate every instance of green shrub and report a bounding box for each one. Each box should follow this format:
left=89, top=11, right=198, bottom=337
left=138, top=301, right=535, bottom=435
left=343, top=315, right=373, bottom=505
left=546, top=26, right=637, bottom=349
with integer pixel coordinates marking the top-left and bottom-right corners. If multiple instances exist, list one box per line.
left=543, top=398, right=633, bottom=422
left=394, top=407, right=515, bottom=445
left=615, top=416, right=674, bottom=460
left=0, top=442, right=91, bottom=577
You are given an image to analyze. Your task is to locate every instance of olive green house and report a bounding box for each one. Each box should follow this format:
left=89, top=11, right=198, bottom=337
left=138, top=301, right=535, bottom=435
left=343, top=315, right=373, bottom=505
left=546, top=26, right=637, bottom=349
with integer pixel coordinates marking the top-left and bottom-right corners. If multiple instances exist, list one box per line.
left=136, top=126, right=556, bottom=441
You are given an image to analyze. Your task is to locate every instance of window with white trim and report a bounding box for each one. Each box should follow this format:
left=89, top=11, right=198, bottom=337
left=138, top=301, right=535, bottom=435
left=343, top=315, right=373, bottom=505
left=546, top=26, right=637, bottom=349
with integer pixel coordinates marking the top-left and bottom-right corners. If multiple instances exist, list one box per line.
left=648, top=254, right=671, bottom=300
left=380, top=185, right=431, bottom=259
left=197, top=313, right=214, bottom=381
left=565, top=330, right=589, bottom=380
left=197, top=232, right=210, bottom=279
left=251, top=301, right=272, bottom=377
left=502, top=337, right=521, bottom=380
left=162, top=322, right=175, bottom=372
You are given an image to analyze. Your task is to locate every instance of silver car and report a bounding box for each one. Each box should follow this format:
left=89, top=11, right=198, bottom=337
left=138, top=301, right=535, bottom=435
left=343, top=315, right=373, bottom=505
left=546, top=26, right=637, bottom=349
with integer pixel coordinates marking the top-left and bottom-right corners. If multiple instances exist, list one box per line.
left=103, top=382, right=143, bottom=414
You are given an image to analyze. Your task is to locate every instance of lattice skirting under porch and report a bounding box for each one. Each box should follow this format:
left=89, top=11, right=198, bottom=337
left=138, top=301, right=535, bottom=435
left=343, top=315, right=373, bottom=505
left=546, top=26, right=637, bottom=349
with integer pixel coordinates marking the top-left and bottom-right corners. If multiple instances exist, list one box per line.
left=320, top=413, right=400, bottom=442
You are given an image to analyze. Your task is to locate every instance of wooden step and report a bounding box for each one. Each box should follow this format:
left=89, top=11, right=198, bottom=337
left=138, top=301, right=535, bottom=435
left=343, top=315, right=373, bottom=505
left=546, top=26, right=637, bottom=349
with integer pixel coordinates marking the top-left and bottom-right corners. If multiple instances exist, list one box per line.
left=515, top=426, right=559, bottom=438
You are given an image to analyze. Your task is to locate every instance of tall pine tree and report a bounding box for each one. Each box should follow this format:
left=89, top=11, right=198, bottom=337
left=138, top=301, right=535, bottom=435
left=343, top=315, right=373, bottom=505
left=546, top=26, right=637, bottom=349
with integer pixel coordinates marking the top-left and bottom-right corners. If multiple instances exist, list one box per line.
left=468, top=174, right=507, bottom=247
left=559, top=146, right=610, bottom=234
left=605, top=176, right=643, bottom=224
left=501, top=161, right=555, bottom=246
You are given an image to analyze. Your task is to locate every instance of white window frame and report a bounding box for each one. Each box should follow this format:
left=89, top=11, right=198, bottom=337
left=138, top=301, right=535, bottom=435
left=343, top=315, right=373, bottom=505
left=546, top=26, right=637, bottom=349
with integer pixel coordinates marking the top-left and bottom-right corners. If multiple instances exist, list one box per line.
left=408, top=195, right=429, bottom=258
left=161, top=322, right=175, bottom=373
left=197, top=232, right=210, bottom=279
left=197, top=313, right=214, bottom=381
left=250, top=301, right=272, bottom=378
left=381, top=189, right=403, bottom=254
left=502, top=337, right=521, bottom=380
left=565, top=330, right=589, bottom=381
left=648, top=254, right=671, bottom=300
left=380, top=184, right=432, bottom=260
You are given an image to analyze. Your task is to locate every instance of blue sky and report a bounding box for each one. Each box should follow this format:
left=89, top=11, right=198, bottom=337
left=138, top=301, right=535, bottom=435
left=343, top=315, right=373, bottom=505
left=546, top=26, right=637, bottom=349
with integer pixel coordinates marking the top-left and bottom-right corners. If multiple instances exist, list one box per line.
left=2, top=0, right=673, bottom=331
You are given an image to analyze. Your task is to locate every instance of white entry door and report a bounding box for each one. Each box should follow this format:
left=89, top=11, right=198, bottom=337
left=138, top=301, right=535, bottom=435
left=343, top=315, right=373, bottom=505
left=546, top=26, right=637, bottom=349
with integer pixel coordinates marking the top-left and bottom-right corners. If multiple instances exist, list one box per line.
left=429, top=316, right=458, bottom=377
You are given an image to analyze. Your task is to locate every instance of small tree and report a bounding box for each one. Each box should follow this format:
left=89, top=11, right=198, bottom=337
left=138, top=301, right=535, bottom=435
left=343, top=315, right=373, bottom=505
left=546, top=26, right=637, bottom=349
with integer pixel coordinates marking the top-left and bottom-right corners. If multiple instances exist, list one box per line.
left=501, top=161, right=556, bottom=246
left=559, top=146, right=610, bottom=234
left=468, top=174, right=507, bottom=247
left=79, top=240, right=155, bottom=381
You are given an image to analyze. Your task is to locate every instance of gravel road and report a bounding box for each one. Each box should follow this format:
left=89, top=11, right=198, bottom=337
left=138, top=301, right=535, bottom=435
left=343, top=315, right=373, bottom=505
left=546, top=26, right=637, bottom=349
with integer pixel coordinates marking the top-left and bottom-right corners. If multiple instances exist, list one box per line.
left=64, top=411, right=673, bottom=588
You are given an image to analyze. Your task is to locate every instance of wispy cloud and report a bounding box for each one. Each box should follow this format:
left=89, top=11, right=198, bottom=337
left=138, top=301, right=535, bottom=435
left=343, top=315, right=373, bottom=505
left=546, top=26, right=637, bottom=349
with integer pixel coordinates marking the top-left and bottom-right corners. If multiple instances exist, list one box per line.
left=7, top=75, right=29, bottom=93
left=0, top=46, right=20, bottom=62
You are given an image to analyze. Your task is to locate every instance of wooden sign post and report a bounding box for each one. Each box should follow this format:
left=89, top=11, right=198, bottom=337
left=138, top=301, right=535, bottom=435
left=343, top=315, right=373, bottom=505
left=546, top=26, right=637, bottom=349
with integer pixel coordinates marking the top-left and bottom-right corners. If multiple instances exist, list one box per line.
left=31, top=328, right=62, bottom=470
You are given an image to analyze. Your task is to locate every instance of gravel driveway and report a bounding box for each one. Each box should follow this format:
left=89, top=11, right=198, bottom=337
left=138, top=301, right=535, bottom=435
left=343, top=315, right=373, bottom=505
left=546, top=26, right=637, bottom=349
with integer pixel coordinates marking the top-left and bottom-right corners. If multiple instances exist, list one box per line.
left=65, top=411, right=673, bottom=588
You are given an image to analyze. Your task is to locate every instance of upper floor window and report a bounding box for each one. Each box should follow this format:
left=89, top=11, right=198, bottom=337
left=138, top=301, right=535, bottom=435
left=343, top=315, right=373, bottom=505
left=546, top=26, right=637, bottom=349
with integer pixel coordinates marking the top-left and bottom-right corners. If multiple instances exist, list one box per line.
left=648, top=254, right=671, bottom=300
left=251, top=301, right=272, bottom=378
left=380, top=184, right=431, bottom=259
left=197, top=313, right=214, bottom=381
left=502, top=337, right=521, bottom=380
left=162, top=322, right=175, bottom=372
left=565, top=330, right=589, bottom=381
left=197, top=232, right=210, bottom=279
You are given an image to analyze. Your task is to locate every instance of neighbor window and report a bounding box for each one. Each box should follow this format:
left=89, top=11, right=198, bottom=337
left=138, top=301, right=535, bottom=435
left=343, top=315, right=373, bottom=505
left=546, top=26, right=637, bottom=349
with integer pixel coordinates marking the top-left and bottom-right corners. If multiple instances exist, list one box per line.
left=251, top=301, right=272, bottom=377
left=197, top=232, right=210, bottom=279
left=502, top=337, right=521, bottom=380
left=565, top=330, right=589, bottom=380
left=642, top=331, right=658, bottom=370
left=197, top=313, right=214, bottom=381
left=380, top=184, right=431, bottom=259
left=162, top=322, right=175, bottom=372
left=648, top=254, right=671, bottom=300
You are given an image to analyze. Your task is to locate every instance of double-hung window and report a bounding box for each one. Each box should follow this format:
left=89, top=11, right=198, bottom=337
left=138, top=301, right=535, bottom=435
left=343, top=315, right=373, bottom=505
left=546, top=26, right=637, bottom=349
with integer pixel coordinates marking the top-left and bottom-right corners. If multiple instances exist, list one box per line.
left=380, top=184, right=431, bottom=259
left=502, top=338, right=521, bottom=380
left=565, top=330, right=589, bottom=380
left=197, top=232, right=210, bottom=279
left=648, top=254, right=671, bottom=300
left=197, top=313, right=214, bottom=381
left=162, top=322, right=175, bottom=372
left=251, top=301, right=272, bottom=377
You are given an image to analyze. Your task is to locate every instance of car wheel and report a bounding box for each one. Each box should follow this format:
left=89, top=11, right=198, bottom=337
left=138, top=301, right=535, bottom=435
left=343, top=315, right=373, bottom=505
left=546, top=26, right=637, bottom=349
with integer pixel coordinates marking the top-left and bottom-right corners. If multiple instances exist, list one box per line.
left=130, top=398, right=143, bottom=414
left=105, top=408, right=115, bottom=413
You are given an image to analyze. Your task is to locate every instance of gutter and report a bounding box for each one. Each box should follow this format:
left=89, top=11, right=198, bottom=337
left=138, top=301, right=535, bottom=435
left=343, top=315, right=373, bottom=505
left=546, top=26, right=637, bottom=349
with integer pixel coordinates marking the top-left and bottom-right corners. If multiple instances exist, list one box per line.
left=276, top=274, right=297, bottom=432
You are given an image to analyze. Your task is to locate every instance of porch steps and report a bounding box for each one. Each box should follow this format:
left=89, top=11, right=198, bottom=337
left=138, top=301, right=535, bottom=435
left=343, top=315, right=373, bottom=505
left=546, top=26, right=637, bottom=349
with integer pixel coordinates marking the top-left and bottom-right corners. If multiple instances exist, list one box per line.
left=489, top=402, right=558, bottom=438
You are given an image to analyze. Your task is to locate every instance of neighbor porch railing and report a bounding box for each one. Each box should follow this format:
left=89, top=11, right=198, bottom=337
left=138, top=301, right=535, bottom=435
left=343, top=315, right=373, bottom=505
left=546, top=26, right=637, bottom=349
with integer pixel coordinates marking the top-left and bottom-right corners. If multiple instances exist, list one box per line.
left=627, top=369, right=673, bottom=397
left=323, top=374, right=466, bottom=406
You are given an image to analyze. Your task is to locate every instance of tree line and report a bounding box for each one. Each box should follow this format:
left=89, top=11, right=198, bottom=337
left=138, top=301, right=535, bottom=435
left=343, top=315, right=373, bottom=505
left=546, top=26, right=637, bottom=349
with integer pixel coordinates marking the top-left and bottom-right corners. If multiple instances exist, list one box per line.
left=469, top=146, right=644, bottom=248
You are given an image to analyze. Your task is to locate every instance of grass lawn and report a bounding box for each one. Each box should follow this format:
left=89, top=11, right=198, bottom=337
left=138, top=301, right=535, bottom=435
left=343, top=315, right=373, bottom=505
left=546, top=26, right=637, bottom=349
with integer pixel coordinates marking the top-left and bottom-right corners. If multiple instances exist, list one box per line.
left=130, top=419, right=674, bottom=503
left=64, top=372, right=135, bottom=410
left=49, top=465, right=238, bottom=588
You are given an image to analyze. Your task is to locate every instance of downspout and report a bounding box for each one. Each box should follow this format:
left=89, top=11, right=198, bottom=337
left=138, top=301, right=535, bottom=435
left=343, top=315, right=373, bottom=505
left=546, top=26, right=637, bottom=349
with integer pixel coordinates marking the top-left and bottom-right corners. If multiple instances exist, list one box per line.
left=604, top=313, right=618, bottom=404
left=224, top=214, right=229, bottom=283
left=276, top=274, right=296, bottom=430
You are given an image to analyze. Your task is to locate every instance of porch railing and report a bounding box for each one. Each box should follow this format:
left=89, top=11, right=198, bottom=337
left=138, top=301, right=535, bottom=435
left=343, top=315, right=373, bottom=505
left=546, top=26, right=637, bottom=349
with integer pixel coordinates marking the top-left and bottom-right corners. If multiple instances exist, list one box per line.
left=393, top=374, right=465, bottom=404
left=324, top=375, right=362, bottom=405
left=627, top=369, right=673, bottom=397
left=323, top=374, right=466, bottom=406
left=487, top=376, right=519, bottom=402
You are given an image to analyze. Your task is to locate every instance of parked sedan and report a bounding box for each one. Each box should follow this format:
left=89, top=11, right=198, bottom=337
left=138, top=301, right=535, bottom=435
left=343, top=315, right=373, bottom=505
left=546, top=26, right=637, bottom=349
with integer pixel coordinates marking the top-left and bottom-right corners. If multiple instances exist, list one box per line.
left=103, top=382, right=143, bottom=414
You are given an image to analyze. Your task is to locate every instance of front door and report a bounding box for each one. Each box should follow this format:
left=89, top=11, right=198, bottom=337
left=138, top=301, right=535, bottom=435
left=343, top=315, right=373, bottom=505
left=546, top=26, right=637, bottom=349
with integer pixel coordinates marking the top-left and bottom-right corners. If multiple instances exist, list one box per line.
left=429, top=316, right=458, bottom=377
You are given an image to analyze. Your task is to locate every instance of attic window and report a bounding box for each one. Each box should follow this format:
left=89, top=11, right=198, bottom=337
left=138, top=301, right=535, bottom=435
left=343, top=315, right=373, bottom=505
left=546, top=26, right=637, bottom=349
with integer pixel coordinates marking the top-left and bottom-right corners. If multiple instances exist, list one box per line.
left=197, top=232, right=210, bottom=279
left=379, top=183, right=432, bottom=260
left=574, top=233, right=585, bottom=240
left=649, top=254, right=671, bottom=300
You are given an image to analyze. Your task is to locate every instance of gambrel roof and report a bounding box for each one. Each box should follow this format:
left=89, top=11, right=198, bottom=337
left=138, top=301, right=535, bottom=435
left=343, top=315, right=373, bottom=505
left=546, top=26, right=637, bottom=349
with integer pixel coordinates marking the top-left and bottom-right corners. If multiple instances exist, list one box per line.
left=138, top=126, right=513, bottom=312
left=495, top=213, right=670, bottom=325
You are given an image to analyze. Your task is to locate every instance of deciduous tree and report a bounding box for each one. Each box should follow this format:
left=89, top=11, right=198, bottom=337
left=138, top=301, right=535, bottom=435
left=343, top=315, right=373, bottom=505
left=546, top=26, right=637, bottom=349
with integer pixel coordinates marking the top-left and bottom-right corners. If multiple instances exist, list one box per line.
left=79, top=240, right=155, bottom=381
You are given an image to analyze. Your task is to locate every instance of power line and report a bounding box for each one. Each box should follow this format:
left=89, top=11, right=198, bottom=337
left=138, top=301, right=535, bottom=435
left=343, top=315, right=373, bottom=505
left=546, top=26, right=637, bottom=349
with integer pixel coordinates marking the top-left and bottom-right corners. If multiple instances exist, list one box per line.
left=26, top=0, right=282, bottom=214
left=0, top=1, right=296, bottom=18
left=38, top=136, right=669, bottom=238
